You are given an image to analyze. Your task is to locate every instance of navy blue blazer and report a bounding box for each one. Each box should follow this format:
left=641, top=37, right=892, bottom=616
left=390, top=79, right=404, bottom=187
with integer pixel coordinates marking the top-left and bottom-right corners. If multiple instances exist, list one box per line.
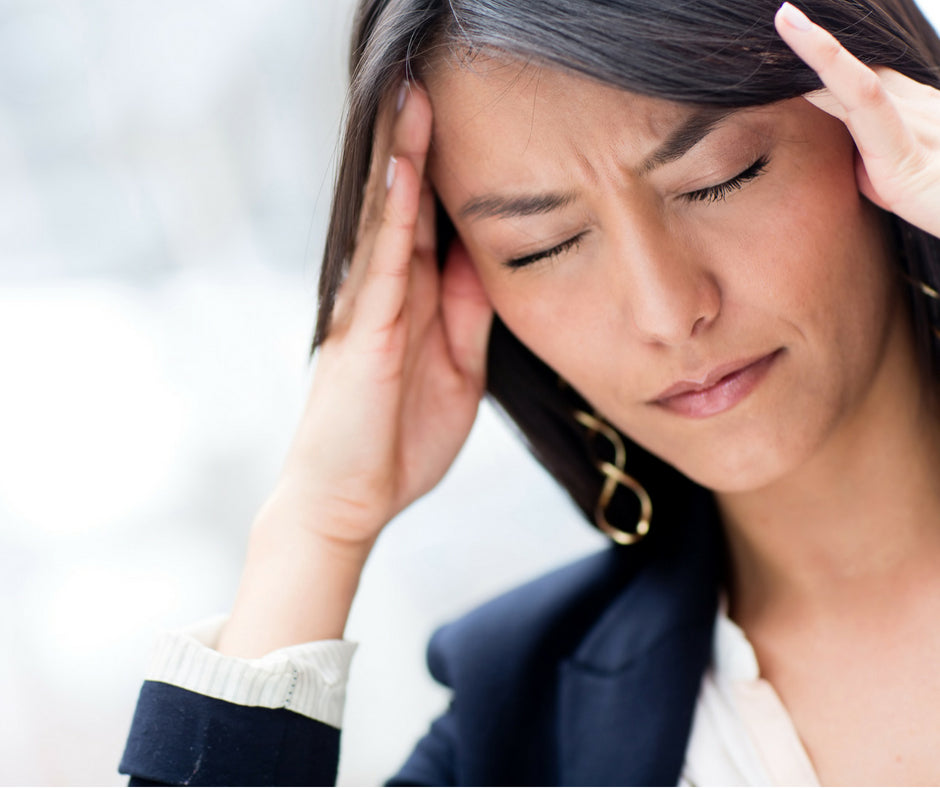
left=120, top=491, right=722, bottom=786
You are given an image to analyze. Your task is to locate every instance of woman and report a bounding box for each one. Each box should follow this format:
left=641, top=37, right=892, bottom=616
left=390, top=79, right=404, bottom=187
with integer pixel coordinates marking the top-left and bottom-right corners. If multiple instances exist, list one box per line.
left=121, top=0, right=940, bottom=784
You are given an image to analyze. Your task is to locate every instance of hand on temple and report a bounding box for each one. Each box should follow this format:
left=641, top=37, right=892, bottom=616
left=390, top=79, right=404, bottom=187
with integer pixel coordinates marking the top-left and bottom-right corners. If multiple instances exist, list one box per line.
left=776, top=1, right=940, bottom=239
left=216, top=82, right=493, bottom=657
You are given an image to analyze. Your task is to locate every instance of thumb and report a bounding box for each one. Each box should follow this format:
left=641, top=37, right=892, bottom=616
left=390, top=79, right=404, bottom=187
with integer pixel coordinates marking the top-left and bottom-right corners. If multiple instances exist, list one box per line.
left=441, top=237, right=494, bottom=387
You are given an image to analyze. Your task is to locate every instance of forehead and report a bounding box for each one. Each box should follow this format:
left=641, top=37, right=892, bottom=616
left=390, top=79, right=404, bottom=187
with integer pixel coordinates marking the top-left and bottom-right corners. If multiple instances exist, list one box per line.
left=424, top=54, right=698, bottom=194
left=426, top=55, right=689, bottom=149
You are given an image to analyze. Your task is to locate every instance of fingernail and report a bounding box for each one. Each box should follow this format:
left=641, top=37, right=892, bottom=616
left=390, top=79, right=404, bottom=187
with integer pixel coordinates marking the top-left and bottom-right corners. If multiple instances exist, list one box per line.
left=386, top=156, right=397, bottom=190
left=396, top=81, right=408, bottom=113
left=779, top=2, right=812, bottom=31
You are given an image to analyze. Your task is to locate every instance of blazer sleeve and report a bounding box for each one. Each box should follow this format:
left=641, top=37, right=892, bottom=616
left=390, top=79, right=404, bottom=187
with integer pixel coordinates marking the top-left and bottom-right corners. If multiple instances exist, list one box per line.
left=120, top=681, right=342, bottom=786
left=119, top=616, right=356, bottom=786
left=120, top=546, right=631, bottom=786
left=121, top=663, right=459, bottom=788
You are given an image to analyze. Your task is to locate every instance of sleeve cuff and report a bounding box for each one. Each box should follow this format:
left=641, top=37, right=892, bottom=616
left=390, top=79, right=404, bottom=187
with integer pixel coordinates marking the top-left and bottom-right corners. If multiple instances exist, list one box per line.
left=145, top=614, right=357, bottom=729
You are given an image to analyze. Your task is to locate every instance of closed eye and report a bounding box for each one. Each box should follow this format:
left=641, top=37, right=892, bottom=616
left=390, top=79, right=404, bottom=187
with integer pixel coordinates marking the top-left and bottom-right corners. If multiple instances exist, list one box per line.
left=503, top=231, right=588, bottom=270
left=501, top=155, right=769, bottom=270
left=683, top=155, right=770, bottom=204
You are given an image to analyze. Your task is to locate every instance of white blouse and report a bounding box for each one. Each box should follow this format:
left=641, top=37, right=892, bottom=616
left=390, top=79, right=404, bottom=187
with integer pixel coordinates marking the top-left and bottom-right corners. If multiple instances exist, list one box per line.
left=681, top=602, right=819, bottom=785
left=143, top=604, right=820, bottom=785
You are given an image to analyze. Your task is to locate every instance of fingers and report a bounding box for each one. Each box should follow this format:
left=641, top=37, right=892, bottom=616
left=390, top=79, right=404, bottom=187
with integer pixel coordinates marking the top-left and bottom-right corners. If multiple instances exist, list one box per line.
left=441, top=238, right=494, bottom=386
left=877, top=68, right=940, bottom=101
left=355, top=82, right=433, bottom=254
left=333, top=86, right=400, bottom=327
left=334, top=84, right=435, bottom=336
left=803, top=69, right=940, bottom=126
left=355, top=84, right=402, bottom=248
left=414, top=177, right=437, bottom=259
left=404, top=186, right=443, bottom=344
left=774, top=2, right=916, bottom=162
left=775, top=2, right=940, bottom=238
left=393, top=83, right=434, bottom=181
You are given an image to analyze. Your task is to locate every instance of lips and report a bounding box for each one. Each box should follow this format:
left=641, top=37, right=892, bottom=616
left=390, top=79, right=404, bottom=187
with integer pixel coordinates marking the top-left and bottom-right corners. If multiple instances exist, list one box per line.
left=652, top=349, right=783, bottom=418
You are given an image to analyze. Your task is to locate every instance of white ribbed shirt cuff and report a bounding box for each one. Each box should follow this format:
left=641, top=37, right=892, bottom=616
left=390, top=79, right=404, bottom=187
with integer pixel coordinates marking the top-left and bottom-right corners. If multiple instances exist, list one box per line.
left=145, top=614, right=357, bottom=729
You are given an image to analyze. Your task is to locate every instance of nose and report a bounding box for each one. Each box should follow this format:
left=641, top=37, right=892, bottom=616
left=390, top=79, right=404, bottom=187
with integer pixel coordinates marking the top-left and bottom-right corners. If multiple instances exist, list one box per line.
left=617, top=223, right=721, bottom=346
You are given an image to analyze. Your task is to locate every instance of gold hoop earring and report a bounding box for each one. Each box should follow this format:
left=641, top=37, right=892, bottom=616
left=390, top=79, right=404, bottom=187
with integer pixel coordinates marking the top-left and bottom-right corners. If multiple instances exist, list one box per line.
left=903, top=271, right=940, bottom=300
left=901, top=272, right=940, bottom=341
left=572, top=409, right=652, bottom=545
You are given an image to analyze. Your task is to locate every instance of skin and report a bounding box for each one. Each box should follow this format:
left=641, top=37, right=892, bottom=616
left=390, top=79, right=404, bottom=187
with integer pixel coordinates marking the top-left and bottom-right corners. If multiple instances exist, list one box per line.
left=215, top=3, right=940, bottom=783
left=424, top=58, right=940, bottom=783
left=426, top=63, right=903, bottom=495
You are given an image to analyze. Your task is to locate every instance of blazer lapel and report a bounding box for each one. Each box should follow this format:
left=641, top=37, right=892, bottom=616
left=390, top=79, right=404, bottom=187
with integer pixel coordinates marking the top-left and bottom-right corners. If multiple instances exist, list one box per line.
left=557, top=495, right=722, bottom=786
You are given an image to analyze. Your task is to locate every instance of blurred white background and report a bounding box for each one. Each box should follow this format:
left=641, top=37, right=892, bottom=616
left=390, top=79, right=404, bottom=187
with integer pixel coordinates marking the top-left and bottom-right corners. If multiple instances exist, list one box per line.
left=0, top=1, right=607, bottom=784
left=1, top=1, right=938, bottom=785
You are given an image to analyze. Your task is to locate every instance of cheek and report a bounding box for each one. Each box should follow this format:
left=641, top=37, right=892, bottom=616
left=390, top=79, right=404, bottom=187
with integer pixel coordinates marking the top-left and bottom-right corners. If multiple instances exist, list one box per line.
left=466, top=246, right=590, bottom=365
left=482, top=276, right=594, bottom=377
left=727, top=135, right=887, bottom=343
left=782, top=185, right=892, bottom=351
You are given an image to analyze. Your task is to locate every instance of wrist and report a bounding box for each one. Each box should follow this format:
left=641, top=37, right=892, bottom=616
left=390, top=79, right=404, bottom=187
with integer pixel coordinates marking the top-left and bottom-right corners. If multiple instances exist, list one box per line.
left=215, top=497, right=377, bottom=658
left=257, top=474, right=388, bottom=555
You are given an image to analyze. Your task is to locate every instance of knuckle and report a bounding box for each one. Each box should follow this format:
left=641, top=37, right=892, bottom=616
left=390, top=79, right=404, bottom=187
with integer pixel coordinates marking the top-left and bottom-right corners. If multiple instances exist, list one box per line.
left=856, top=68, right=885, bottom=105
left=817, top=33, right=843, bottom=68
left=374, top=255, right=410, bottom=282
left=382, top=197, right=418, bottom=234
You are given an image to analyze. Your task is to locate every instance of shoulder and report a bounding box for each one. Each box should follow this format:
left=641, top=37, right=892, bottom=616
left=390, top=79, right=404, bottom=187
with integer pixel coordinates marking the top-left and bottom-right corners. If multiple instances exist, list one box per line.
left=394, top=500, right=722, bottom=785
left=426, top=493, right=723, bottom=689
left=393, top=493, right=723, bottom=785
left=425, top=545, right=643, bottom=686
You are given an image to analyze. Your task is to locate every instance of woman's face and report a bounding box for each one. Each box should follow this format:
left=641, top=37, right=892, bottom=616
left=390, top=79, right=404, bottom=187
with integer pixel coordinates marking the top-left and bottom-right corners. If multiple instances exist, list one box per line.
left=425, top=57, right=905, bottom=493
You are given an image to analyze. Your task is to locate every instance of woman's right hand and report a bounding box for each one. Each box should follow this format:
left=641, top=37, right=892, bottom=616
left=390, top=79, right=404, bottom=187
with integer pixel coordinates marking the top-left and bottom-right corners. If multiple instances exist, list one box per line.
left=216, top=83, right=493, bottom=656
left=275, top=81, right=494, bottom=549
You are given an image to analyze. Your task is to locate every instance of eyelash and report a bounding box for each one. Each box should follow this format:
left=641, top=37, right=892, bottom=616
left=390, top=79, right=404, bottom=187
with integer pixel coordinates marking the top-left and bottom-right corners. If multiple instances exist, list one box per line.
left=503, top=154, right=771, bottom=270
left=683, top=154, right=770, bottom=204
left=504, top=231, right=588, bottom=270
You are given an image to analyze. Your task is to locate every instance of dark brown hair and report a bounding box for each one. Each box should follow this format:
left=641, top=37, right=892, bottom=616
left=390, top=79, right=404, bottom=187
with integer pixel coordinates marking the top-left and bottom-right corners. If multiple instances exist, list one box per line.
left=314, top=0, right=940, bottom=545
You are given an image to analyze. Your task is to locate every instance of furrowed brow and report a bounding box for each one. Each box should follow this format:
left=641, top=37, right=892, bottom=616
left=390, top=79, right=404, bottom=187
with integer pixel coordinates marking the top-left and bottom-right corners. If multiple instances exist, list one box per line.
left=458, top=191, right=576, bottom=222
left=457, top=109, right=739, bottom=222
left=637, top=108, right=738, bottom=175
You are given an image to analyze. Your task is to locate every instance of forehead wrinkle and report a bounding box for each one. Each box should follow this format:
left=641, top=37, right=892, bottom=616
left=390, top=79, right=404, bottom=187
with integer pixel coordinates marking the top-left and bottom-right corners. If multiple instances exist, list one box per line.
left=573, top=146, right=599, bottom=185
left=523, top=68, right=542, bottom=155
left=557, top=96, right=716, bottom=186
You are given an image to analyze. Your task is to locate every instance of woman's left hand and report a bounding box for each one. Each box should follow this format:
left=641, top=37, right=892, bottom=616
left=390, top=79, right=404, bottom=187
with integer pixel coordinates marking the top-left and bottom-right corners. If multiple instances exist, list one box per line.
left=775, top=1, right=940, bottom=239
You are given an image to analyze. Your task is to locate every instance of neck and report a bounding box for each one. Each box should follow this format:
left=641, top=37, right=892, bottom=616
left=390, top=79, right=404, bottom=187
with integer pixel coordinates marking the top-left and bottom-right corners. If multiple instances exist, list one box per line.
left=716, top=315, right=940, bottom=630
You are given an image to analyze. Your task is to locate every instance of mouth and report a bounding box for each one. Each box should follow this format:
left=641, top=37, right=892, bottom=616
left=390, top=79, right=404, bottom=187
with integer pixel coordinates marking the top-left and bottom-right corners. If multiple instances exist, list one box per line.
left=651, top=349, right=784, bottom=419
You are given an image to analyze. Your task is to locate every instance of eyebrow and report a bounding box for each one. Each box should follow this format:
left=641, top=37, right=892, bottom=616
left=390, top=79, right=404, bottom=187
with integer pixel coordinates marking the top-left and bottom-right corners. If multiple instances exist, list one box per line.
left=457, top=107, right=739, bottom=222
left=637, top=107, right=737, bottom=174
left=459, top=191, right=576, bottom=222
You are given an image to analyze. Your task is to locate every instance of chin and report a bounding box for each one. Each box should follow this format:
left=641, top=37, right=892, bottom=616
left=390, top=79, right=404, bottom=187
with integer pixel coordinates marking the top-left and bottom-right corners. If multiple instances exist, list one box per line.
left=663, top=432, right=813, bottom=495
left=689, top=463, right=789, bottom=495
